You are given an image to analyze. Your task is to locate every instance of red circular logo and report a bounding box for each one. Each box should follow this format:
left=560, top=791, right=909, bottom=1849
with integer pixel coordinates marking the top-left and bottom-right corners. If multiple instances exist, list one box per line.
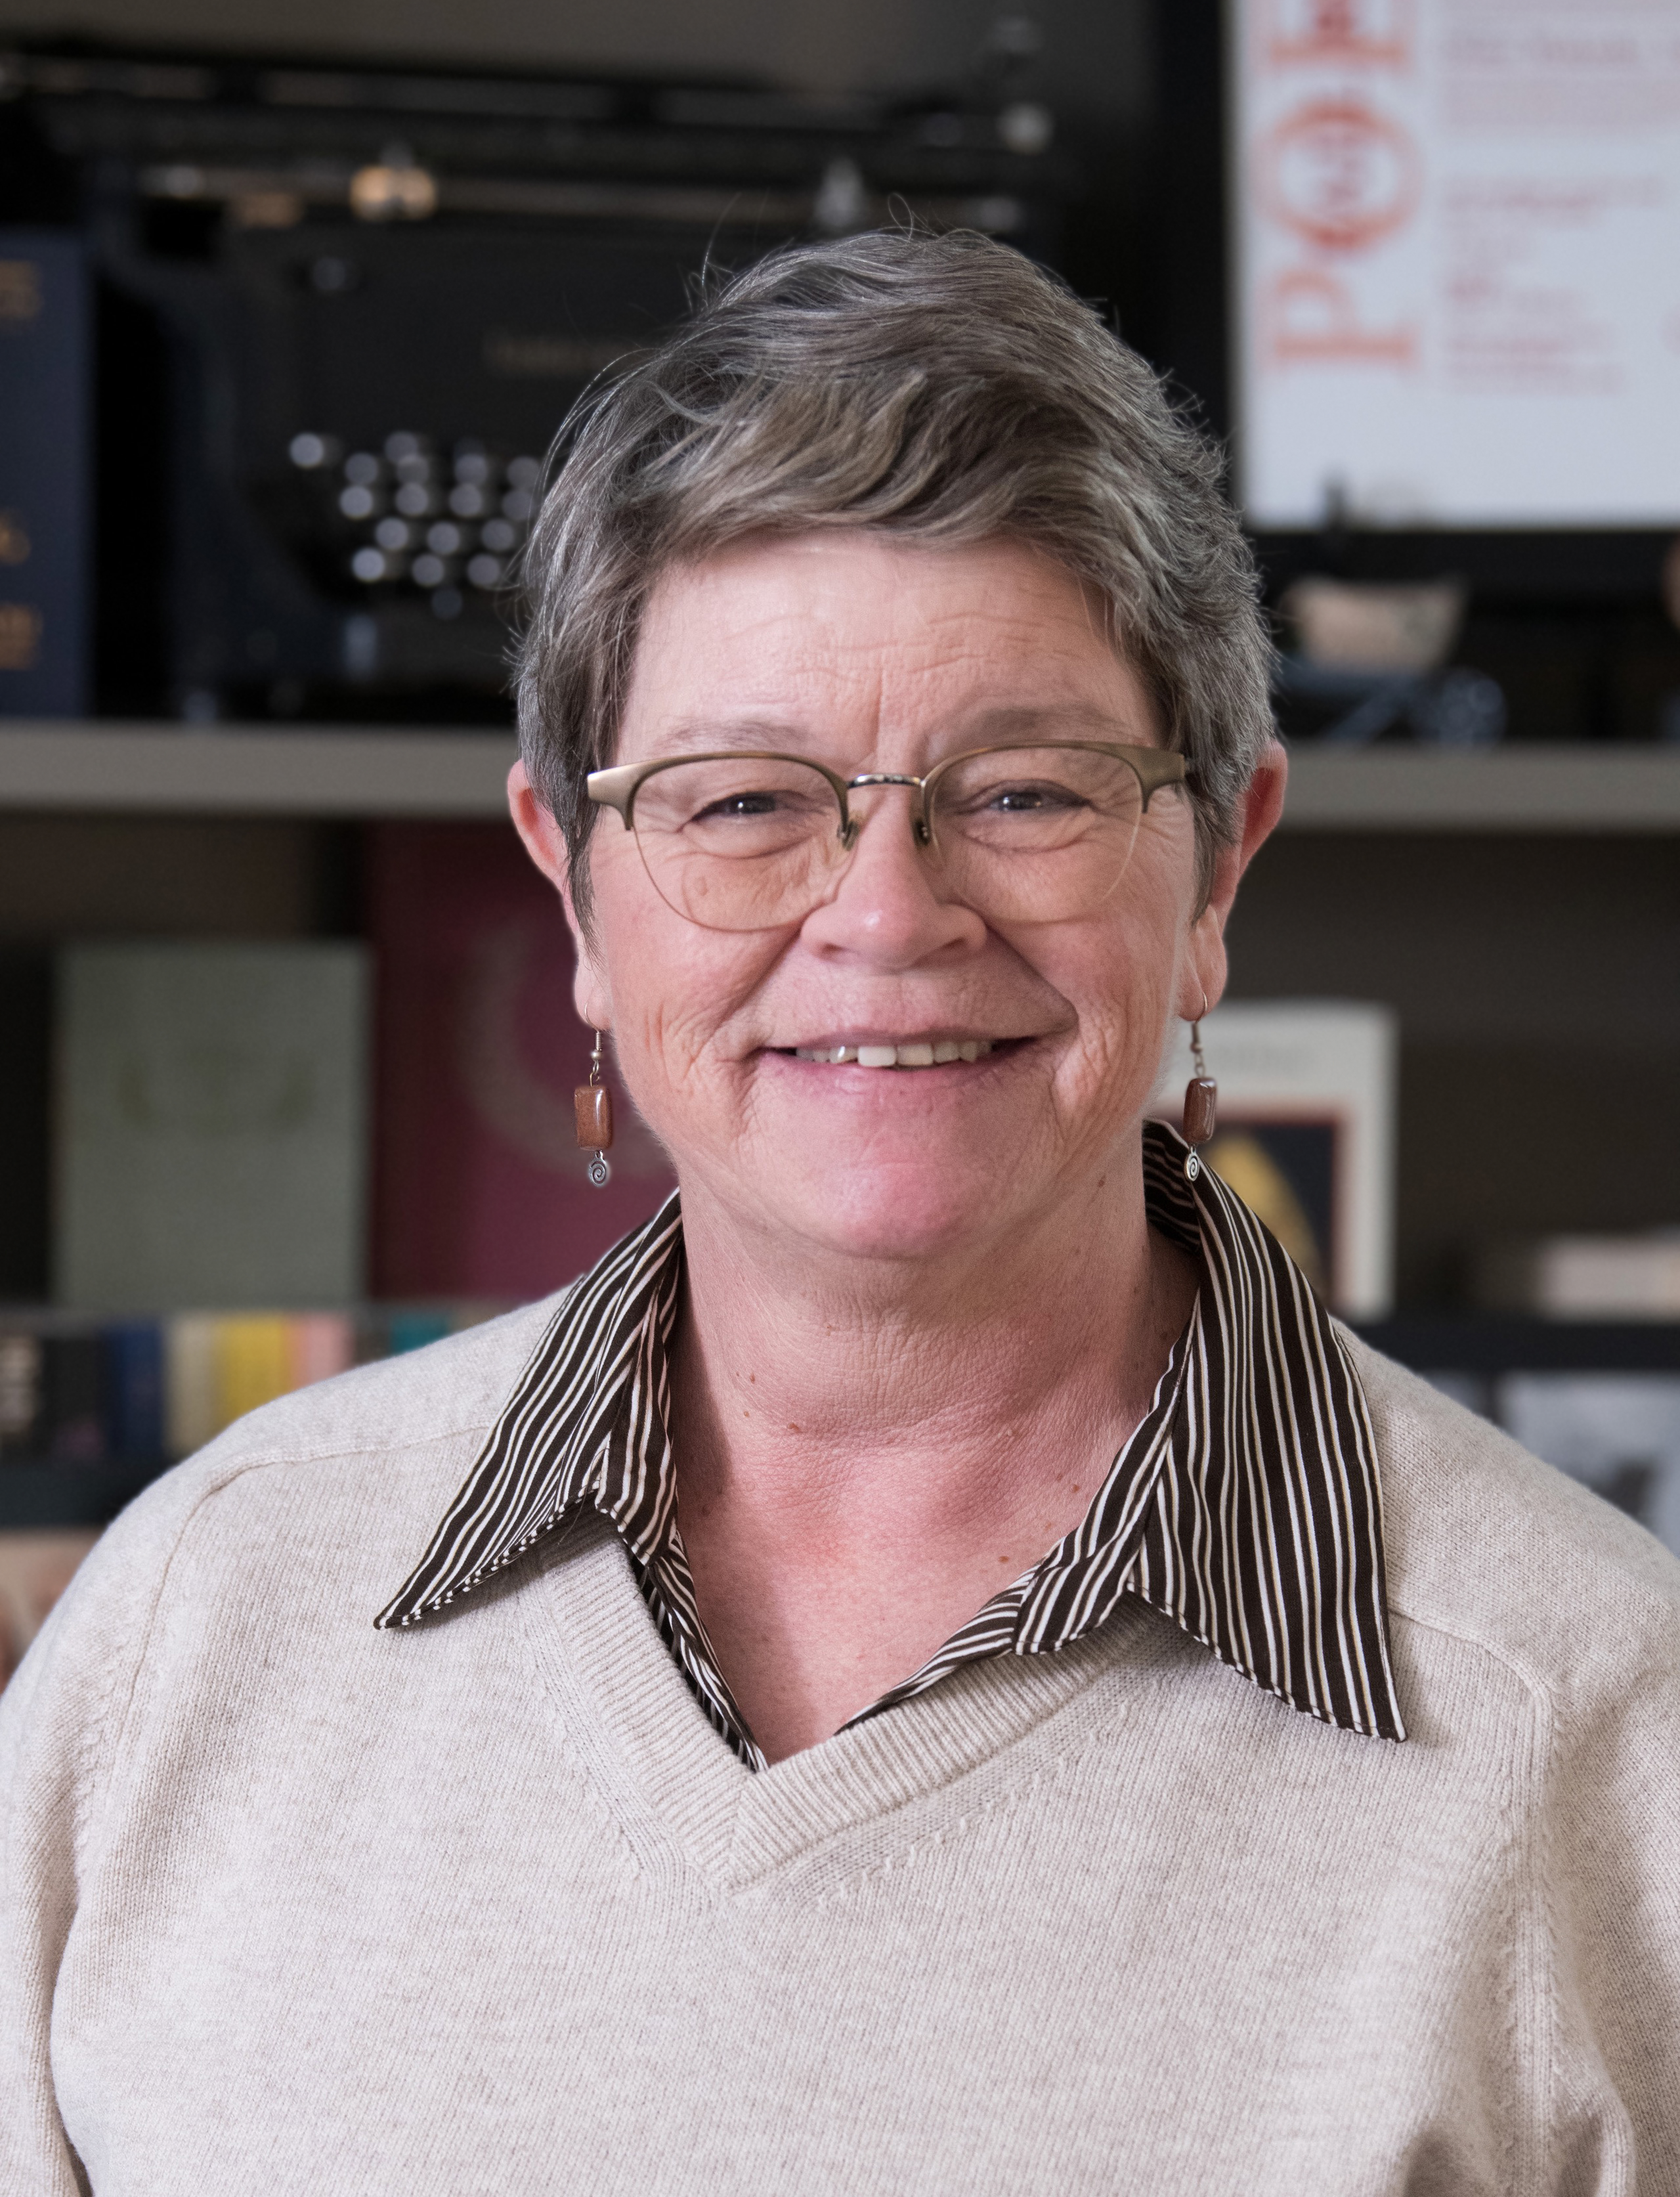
left=1258, top=98, right=1420, bottom=253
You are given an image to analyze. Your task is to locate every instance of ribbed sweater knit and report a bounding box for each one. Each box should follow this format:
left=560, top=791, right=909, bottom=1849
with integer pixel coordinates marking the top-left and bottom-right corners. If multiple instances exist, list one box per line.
left=2, top=1310, right=1678, bottom=2196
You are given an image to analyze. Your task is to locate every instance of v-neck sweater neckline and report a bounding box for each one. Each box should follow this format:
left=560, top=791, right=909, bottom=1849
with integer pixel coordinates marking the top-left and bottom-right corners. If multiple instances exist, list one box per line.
left=519, top=1512, right=1159, bottom=1888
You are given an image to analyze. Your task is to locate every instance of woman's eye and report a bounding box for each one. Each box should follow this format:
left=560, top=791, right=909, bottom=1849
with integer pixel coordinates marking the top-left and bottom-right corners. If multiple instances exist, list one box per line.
left=988, top=783, right=1081, bottom=812
left=696, top=791, right=779, bottom=819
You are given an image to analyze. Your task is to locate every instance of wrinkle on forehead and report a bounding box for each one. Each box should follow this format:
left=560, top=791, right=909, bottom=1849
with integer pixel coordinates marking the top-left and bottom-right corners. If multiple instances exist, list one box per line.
left=616, top=534, right=1157, bottom=772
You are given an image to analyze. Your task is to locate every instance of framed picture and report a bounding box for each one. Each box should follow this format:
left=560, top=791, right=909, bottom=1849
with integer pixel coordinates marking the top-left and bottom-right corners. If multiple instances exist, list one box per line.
left=1150, top=1001, right=1398, bottom=1318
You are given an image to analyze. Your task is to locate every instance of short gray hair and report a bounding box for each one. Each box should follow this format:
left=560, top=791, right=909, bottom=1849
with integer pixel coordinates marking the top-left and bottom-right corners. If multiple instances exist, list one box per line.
left=515, top=228, right=1272, bottom=913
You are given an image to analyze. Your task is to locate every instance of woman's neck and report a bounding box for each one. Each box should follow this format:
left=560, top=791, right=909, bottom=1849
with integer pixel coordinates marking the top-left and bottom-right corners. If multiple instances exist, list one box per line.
left=667, top=1149, right=1198, bottom=1762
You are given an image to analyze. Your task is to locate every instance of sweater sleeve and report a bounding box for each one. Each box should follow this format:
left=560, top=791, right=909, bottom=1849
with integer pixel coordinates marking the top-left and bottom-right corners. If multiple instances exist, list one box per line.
left=0, top=1477, right=196, bottom=2196
left=1546, top=1587, right=1680, bottom=2187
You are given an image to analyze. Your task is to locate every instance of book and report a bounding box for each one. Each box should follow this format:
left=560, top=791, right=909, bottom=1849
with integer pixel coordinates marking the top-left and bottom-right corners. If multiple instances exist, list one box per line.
left=39, top=1333, right=104, bottom=1460
left=163, top=1313, right=220, bottom=1459
left=214, top=1315, right=296, bottom=1428
left=0, top=232, right=90, bottom=716
left=1149, top=1001, right=1398, bottom=1318
left=367, top=821, right=676, bottom=1301
left=104, top=1319, right=165, bottom=1460
left=0, top=1330, right=41, bottom=1461
left=0, top=949, right=51, bottom=1299
left=54, top=942, right=371, bottom=1311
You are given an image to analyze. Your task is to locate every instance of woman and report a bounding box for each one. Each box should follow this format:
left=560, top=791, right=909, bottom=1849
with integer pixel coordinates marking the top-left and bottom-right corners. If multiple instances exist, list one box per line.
left=4, top=232, right=1677, bottom=2194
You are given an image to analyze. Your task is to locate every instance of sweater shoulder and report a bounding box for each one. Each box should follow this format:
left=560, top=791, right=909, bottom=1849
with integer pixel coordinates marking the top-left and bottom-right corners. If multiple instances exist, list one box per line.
left=1342, top=1332, right=1680, bottom=1721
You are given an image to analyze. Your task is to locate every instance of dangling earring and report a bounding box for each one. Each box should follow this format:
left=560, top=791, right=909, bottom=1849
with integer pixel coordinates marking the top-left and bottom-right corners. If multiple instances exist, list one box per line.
left=574, top=1028, right=614, bottom=1188
left=1181, top=1005, right=1217, bottom=1185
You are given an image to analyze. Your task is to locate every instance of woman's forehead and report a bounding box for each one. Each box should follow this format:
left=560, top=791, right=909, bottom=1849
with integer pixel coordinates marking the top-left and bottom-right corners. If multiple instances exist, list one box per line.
left=622, top=533, right=1150, bottom=745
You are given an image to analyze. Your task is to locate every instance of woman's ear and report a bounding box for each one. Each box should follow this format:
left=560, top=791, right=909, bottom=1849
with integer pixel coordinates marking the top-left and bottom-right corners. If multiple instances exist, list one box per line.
left=507, top=758, right=613, bottom=1032
left=1179, top=739, right=1288, bottom=1020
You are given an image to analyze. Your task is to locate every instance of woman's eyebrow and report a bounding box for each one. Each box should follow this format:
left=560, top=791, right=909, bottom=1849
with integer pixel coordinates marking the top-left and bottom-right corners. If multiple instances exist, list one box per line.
left=653, top=716, right=815, bottom=754
left=643, top=703, right=1149, bottom=763
left=962, top=701, right=1146, bottom=743
left=665, top=702, right=1140, bottom=737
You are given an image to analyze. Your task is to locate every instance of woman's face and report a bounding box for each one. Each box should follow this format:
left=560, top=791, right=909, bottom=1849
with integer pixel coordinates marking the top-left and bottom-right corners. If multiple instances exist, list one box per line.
left=525, top=532, right=1272, bottom=1266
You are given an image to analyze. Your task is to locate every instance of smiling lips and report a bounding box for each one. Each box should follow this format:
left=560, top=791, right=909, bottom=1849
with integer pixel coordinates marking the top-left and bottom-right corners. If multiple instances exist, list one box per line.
left=785, top=1039, right=998, bottom=1069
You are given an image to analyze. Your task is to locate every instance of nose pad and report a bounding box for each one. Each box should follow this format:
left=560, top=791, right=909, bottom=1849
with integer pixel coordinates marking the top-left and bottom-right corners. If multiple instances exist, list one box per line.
left=836, top=782, right=935, bottom=884
left=815, top=781, right=978, bottom=942
left=837, top=788, right=958, bottom=897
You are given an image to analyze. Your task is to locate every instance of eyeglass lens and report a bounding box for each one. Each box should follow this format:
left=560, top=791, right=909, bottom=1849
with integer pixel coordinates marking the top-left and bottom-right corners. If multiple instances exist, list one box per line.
left=625, top=747, right=1148, bottom=932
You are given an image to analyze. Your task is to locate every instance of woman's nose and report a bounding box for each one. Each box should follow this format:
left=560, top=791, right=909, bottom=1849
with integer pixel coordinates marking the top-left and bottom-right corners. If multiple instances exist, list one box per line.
left=798, top=786, right=987, bottom=966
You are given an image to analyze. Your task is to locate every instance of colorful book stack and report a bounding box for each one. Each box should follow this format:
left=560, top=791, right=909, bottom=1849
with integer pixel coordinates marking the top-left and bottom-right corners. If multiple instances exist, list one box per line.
left=0, top=1306, right=494, bottom=1469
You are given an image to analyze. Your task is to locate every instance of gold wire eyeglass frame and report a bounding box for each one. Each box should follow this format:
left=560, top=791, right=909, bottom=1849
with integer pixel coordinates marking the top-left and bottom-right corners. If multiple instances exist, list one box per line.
left=589, top=741, right=1186, bottom=836
left=585, top=743, right=1190, bottom=931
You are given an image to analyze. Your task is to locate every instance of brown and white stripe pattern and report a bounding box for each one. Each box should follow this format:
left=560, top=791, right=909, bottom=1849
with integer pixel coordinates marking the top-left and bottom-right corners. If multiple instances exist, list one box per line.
left=376, top=1120, right=1406, bottom=1764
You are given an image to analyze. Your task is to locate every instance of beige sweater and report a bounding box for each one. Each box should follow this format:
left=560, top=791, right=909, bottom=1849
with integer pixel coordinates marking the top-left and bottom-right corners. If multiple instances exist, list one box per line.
left=2, top=1310, right=1677, bottom=2196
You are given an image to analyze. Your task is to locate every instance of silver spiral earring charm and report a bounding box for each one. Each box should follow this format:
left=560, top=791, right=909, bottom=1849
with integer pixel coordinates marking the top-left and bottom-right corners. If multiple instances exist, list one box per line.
left=587, top=1154, right=611, bottom=1188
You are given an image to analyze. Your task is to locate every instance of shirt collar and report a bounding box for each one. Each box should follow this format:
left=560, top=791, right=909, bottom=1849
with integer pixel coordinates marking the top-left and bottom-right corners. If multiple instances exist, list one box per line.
left=377, top=1120, right=1404, bottom=1754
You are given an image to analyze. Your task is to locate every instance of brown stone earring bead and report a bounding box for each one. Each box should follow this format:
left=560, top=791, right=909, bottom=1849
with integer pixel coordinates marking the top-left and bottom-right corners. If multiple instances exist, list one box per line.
left=1182, top=1076, right=1217, bottom=1148
left=574, top=1082, right=613, bottom=1152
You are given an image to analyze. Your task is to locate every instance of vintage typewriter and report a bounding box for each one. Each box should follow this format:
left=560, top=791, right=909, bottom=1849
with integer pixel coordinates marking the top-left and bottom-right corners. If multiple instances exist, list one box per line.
left=0, top=37, right=1068, bottom=720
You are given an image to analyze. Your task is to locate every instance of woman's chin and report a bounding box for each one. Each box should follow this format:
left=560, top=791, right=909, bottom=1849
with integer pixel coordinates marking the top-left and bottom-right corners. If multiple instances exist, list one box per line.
left=660, top=1049, right=1087, bottom=1263
left=769, top=1150, right=1023, bottom=1265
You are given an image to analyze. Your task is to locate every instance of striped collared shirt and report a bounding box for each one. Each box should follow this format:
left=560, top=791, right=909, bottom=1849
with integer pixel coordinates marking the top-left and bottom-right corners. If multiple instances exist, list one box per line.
left=377, top=1121, right=1406, bottom=1764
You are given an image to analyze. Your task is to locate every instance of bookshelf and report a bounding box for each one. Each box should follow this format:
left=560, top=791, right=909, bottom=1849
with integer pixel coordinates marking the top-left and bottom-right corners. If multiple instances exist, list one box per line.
left=0, top=723, right=517, bottom=819
left=1, top=1462, right=160, bottom=1530
left=2, top=722, right=1680, bottom=827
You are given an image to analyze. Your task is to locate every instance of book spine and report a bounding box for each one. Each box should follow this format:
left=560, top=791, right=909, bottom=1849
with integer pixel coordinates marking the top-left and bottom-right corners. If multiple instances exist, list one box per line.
left=0, top=232, right=89, bottom=716
left=0, top=1332, right=44, bottom=1460
left=40, top=1334, right=106, bottom=1461
left=214, top=1316, right=295, bottom=1428
left=104, top=1320, right=165, bottom=1462
left=288, top=1313, right=355, bottom=1389
left=164, top=1315, right=221, bottom=1459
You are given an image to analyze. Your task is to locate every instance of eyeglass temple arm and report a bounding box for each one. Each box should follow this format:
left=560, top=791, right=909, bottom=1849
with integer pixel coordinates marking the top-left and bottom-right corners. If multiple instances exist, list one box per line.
left=584, top=764, right=643, bottom=825
left=1123, top=749, right=1188, bottom=807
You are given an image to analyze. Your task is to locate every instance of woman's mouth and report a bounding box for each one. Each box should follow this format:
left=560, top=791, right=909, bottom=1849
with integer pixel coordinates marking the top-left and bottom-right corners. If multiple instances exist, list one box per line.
left=779, top=1039, right=1002, bottom=1070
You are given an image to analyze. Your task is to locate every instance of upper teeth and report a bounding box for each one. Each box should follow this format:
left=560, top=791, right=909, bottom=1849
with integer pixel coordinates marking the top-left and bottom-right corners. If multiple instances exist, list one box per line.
left=790, top=1040, right=994, bottom=1068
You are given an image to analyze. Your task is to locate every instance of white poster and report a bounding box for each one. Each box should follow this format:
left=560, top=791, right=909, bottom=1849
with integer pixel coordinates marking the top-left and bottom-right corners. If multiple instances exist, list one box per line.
left=1233, top=0, right=1680, bottom=527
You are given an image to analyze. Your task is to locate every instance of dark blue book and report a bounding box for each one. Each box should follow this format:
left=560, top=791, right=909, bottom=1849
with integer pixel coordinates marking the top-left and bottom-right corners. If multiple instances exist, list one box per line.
left=104, top=1320, right=165, bottom=1462
left=0, top=232, right=89, bottom=716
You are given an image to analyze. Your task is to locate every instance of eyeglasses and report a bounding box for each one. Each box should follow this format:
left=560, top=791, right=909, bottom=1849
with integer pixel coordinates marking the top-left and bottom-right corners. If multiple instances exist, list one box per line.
left=586, top=741, right=1188, bottom=933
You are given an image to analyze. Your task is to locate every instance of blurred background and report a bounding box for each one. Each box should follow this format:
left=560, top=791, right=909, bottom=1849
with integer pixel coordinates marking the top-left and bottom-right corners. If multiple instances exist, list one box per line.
left=2, top=0, right=1678, bottom=1670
